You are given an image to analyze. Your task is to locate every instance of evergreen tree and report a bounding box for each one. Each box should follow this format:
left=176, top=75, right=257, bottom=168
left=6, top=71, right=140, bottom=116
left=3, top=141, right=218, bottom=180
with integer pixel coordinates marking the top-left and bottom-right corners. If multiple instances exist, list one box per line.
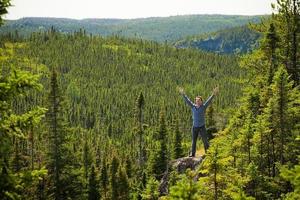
left=117, top=166, right=130, bottom=200
left=45, top=69, right=82, bottom=199
left=110, top=156, right=119, bottom=200
left=141, top=177, right=159, bottom=200
left=135, top=92, right=145, bottom=167
left=148, top=110, right=168, bottom=180
left=88, top=165, right=100, bottom=200
left=262, top=23, right=279, bottom=85
left=265, top=66, right=300, bottom=166
left=280, top=160, right=300, bottom=200
left=173, top=120, right=183, bottom=159
left=168, top=170, right=200, bottom=200
left=125, top=157, right=133, bottom=179
left=46, top=69, right=65, bottom=199
left=100, top=159, right=109, bottom=199
left=83, top=132, right=93, bottom=183
left=0, top=65, right=46, bottom=199
left=274, top=0, right=300, bottom=85
left=0, top=0, right=11, bottom=25
left=206, top=103, right=216, bottom=128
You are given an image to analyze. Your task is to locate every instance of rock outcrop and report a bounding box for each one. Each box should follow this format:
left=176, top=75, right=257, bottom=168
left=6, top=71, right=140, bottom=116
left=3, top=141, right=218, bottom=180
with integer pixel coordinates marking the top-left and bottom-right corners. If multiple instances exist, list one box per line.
left=159, top=156, right=204, bottom=195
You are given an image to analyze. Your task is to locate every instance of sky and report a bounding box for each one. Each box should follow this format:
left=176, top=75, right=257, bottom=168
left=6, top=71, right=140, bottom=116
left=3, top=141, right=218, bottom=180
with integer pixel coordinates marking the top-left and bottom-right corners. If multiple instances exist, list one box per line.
left=5, top=0, right=276, bottom=20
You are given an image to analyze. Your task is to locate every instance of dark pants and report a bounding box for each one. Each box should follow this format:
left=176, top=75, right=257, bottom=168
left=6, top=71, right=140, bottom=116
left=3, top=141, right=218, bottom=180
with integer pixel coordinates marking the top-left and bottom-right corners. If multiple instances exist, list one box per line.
left=191, top=126, right=210, bottom=156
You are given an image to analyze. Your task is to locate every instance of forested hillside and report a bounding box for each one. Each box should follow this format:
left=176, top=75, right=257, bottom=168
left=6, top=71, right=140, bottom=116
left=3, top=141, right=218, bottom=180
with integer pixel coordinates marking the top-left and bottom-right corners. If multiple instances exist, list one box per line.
left=0, top=26, right=243, bottom=199
left=0, top=15, right=264, bottom=43
left=1, top=0, right=299, bottom=200
left=167, top=0, right=300, bottom=199
left=175, top=25, right=262, bottom=54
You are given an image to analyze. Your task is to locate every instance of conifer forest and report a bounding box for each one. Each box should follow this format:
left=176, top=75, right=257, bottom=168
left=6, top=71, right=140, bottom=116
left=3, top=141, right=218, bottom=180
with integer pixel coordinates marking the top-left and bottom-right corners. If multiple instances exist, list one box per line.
left=0, top=0, right=299, bottom=199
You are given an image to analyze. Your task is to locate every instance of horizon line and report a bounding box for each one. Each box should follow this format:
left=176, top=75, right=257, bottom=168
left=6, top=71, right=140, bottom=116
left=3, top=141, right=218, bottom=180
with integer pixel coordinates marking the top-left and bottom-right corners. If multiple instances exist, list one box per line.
left=4, top=13, right=271, bottom=21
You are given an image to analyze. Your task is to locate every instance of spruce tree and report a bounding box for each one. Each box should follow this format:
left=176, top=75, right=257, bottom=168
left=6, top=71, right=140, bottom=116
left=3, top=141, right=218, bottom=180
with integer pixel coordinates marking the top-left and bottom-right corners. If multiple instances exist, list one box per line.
left=46, top=69, right=65, bottom=199
left=88, top=165, right=100, bottom=200
left=274, top=0, right=300, bottom=85
left=135, top=92, right=145, bottom=166
left=173, top=119, right=183, bottom=159
left=206, top=103, right=216, bottom=128
left=110, top=156, right=119, bottom=200
left=83, top=132, right=93, bottom=183
left=0, top=65, right=45, bottom=199
left=100, top=159, right=109, bottom=199
left=45, top=69, right=82, bottom=199
left=117, top=167, right=130, bottom=200
left=148, top=110, right=168, bottom=180
left=141, top=177, right=159, bottom=200
left=0, top=0, right=11, bottom=25
left=262, top=23, right=279, bottom=85
left=267, top=66, right=300, bottom=165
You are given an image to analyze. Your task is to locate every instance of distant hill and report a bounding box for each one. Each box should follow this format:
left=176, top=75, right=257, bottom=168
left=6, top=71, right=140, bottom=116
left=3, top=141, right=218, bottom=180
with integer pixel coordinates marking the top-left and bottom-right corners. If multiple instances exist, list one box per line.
left=0, top=15, right=265, bottom=43
left=174, top=25, right=262, bottom=54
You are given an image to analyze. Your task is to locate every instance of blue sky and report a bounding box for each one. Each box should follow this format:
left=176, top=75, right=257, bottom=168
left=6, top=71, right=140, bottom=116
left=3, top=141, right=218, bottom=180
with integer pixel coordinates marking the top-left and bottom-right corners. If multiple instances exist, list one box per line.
left=6, top=0, right=276, bottom=20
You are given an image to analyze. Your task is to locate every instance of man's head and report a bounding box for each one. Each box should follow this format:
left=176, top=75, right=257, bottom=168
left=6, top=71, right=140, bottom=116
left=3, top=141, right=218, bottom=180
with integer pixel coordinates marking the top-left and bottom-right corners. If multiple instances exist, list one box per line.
left=195, top=96, right=203, bottom=106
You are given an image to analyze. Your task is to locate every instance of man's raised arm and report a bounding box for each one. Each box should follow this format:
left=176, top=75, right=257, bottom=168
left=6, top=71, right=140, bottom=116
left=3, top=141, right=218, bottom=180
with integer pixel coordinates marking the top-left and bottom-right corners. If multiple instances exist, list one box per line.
left=179, top=87, right=194, bottom=107
left=204, top=86, right=219, bottom=109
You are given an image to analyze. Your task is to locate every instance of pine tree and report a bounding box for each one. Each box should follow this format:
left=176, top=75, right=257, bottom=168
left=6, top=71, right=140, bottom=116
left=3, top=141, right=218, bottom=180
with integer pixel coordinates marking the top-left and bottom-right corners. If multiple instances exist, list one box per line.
left=280, top=160, right=300, bottom=200
left=266, top=66, right=299, bottom=165
left=107, top=123, right=112, bottom=138
left=148, top=110, right=168, bottom=180
left=168, top=170, right=200, bottom=200
left=125, top=157, right=133, bottom=179
left=173, top=120, right=183, bottom=159
left=117, top=166, right=130, bottom=200
left=100, top=159, right=109, bottom=199
left=0, top=0, right=11, bottom=25
left=45, top=69, right=82, bottom=199
left=83, top=132, right=93, bottom=183
left=88, top=165, right=100, bottom=200
left=110, top=156, right=119, bottom=200
left=141, top=177, right=159, bottom=200
left=262, top=23, right=279, bottom=85
left=46, top=69, right=65, bottom=199
left=135, top=92, right=145, bottom=166
left=274, top=0, right=300, bottom=85
left=0, top=65, right=45, bottom=199
left=206, top=103, right=216, bottom=128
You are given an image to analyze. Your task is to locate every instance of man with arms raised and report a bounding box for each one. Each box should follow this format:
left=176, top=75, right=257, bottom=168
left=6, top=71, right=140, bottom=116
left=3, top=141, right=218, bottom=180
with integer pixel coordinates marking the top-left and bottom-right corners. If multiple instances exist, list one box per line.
left=179, top=86, right=219, bottom=157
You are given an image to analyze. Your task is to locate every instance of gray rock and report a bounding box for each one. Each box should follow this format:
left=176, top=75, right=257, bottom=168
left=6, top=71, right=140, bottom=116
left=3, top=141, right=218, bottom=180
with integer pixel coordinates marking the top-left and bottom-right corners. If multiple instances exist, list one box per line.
left=159, top=156, right=204, bottom=195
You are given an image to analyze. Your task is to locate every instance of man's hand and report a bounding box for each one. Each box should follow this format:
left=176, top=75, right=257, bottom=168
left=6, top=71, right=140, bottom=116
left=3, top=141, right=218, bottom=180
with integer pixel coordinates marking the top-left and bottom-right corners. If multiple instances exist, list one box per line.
left=213, top=86, right=219, bottom=96
left=178, top=87, right=185, bottom=95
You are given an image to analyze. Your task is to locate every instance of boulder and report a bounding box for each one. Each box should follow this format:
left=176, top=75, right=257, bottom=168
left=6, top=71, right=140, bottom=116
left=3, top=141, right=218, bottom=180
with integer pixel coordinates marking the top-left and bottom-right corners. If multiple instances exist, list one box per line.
left=159, top=156, right=204, bottom=195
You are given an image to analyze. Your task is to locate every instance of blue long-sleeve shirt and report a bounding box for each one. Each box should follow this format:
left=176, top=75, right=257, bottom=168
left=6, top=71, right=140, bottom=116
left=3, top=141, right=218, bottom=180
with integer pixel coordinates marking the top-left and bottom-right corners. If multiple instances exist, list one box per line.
left=182, top=94, right=214, bottom=127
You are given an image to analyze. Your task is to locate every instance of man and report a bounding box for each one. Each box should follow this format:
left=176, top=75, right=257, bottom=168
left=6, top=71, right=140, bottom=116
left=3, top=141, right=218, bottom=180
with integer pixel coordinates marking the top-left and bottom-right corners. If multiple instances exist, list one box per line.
left=179, top=86, right=219, bottom=157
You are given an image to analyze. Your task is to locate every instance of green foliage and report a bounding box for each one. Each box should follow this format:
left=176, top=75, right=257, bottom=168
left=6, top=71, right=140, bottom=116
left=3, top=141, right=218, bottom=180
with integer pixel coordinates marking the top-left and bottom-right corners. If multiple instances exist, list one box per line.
left=2, top=1, right=298, bottom=199
left=168, top=170, right=200, bottom=200
left=272, top=0, right=300, bottom=85
left=0, top=61, right=46, bottom=199
left=45, top=69, right=83, bottom=199
left=280, top=161, right=300, bottom=200
left=172, top=120, right=184, bottom=159
left=0, top=0, right=11, bottom=25
left=166, top=1, right=300, bottom=199
left=110, top=156, right=119, bottom=200
left=141, top=177, right=159, bottom=200
left=147, top=110, right=168, bottom=180
left=100, top=159, right=109, bottom=199
left=88, top=165, right=100, bottom=200
left=206, top=103, right=216, bottom=128
left=117, top=166, right=130, bottom=200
